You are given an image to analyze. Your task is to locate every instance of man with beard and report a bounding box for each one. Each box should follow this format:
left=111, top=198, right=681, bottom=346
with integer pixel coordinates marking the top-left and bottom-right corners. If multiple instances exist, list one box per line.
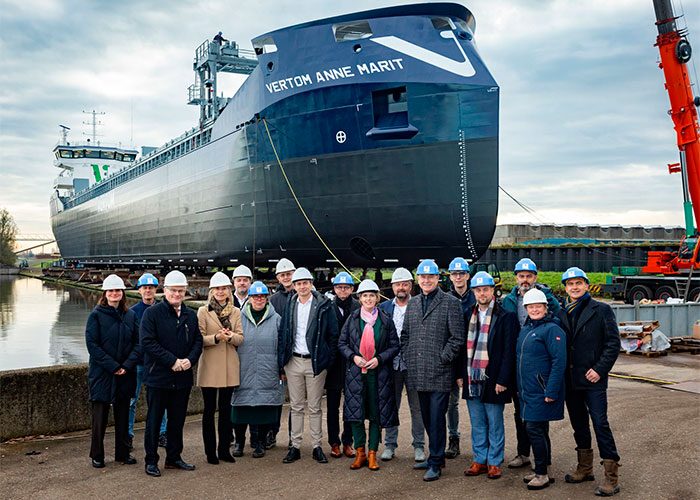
left=325, top=272, right=360, bottom=458
left=380, top=268, right=426, bottom=463
left=270, top=258, right=296, bottom=316
left=232, top=265, right=253, bottom=309
left=501, top=258, right=560, bottom=469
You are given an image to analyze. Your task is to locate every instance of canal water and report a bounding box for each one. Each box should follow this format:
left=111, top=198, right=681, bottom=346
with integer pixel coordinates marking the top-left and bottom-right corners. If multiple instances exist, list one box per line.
left=0, top=275, right=137, bottom=371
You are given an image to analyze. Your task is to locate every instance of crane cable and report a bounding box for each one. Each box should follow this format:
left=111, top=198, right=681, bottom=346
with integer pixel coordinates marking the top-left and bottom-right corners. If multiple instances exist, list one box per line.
left=262, top=118, right=389, bottom=298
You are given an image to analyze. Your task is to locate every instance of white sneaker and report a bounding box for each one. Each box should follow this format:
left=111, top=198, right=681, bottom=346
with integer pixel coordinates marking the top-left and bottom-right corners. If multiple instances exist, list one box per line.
left=414, top=448, right=426, bottom=462
left=381, top=448, right=395, bottom=461
left=508, top=454, right=531, bottom=468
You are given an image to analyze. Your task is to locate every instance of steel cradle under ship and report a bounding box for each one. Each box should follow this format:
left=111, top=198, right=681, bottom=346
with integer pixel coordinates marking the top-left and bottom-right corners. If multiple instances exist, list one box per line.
left=50, top=3, right=500, bottom=269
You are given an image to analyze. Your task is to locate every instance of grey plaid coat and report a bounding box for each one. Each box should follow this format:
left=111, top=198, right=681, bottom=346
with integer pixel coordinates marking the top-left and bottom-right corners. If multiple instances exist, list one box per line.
left=400, top=288, right=465, bottom=392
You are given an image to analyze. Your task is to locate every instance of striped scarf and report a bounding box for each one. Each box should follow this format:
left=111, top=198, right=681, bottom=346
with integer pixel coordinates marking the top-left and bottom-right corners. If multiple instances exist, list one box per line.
left=565, top=291, right=591, bottom=316
left=466, top=298, right=494, bottom=398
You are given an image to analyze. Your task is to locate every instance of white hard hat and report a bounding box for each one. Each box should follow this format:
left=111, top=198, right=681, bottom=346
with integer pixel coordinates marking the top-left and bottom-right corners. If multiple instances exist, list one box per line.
left=209, top=271, right=231, bottom=288
left=357, top=279, right=380, bottom=294
left=102, top=274, right=126, bottom=290
left=164, top=270, right=188, bottom=287
left=275, top=258, right=296, bottom=274
left=232, top=265, right=253, bottom=279
left=391, top=267, right=413, bottom=284
left=523, top=288, right=548, bottom=306
left=292, top=267, right=313, bottom=282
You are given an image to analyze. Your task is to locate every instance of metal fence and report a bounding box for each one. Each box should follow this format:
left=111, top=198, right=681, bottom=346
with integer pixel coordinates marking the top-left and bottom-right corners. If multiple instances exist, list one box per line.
left=611, top=302, right=700, bottom=338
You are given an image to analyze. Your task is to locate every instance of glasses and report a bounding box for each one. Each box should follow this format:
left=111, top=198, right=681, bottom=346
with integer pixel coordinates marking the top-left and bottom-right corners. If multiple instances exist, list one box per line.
left=451, top=272, right=468, bottom=277
left=249, top=295, right=267, bottom=300
left=166, top=288, right=186, bottom=295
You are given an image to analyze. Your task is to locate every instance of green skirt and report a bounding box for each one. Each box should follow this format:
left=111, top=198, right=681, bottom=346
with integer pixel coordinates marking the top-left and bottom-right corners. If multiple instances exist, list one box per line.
left=231, top=405, right=280, bottom=425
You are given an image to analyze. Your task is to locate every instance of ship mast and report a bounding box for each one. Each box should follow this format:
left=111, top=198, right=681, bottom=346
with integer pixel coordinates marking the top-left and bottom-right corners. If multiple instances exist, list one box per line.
left=82, top=110, right=105, bottom=144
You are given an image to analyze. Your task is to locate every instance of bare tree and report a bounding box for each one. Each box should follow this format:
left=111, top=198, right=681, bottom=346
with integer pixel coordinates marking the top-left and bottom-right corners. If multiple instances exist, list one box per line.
left=0, top=208, right=18, bottom=266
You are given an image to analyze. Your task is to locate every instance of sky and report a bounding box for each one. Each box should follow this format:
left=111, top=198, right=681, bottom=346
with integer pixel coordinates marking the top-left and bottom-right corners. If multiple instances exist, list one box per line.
left=1, top=0, right=699, bottom=244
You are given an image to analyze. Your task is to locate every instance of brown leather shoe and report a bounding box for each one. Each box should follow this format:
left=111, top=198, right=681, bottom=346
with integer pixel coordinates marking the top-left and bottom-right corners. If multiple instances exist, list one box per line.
left=343, top=444, right=356, bottom=458
left=350, top=447, right=367, bottom=469
left=464, top=462, right=488, bottom=476
left=488, top=465, right=502, bottom=479
left=330, top=444, right=342, bottom=458
left=368, top=450, right=380, bottom=471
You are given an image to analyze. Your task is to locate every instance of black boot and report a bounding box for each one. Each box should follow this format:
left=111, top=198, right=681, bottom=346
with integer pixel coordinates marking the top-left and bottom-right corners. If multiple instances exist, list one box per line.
left=232, top=442, right=244, bottom=457
left=252, top=440, right=266, bottom=458
left=445, top=436, right=460, bottom=459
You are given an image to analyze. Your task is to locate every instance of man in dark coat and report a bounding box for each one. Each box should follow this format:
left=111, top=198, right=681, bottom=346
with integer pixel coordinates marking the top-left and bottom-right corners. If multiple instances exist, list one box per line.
left=557, top=267, right=621, bottom=497
left=325, top=272, right=360, bottom=458
left=140, top=271, right=203, bottom=477
left=401, top=260, right=465, bottom=481
left=458, top=272, right=518, bottom=480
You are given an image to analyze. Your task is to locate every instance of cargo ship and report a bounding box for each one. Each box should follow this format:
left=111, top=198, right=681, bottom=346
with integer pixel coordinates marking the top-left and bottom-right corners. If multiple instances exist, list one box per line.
left=50, top=3, right=499, bottom=270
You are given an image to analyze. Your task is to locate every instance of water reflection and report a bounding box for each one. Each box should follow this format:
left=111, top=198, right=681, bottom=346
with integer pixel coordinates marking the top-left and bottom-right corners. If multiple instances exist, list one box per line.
left=0, top=276, right=137, bottom=371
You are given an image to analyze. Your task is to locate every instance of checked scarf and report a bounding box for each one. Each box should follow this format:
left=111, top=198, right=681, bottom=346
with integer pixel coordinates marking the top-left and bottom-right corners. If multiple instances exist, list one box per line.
left=209, top=296, right=233, bottom=330
left=466, top=298, right=495, bottom=398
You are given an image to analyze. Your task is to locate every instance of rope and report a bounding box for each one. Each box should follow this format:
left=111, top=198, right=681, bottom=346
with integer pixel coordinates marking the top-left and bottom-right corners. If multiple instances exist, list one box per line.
left=609, top=372, right=676, bottom=385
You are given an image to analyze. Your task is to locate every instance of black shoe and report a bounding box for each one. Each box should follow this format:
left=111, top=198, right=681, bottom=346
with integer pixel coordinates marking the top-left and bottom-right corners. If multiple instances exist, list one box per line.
left=312, top=447, right=328, bottom=464
left=232, top=442, right=244, bottom=457
left=164, top=459, right=195, bottom=471
left=91, top=459, right=105, bottom=468
left=145, top=464, right=161, bottom=477
left=158, top=433, right=167, bottom=448
left=120, top=455, right=137, bottom=465
left=218, top=450, right=236, bottom=463
left=445, top=436, right=460, bottom=459
left=207, top=455, right=220, bottom=465
left=288, top=438, right=293, bottom=449
left=252, top=442, right=266, bottom=458
left=127, top=435, right=134, bottom=451
left=283, top=447, right=301, bottom=463
left=265, top=430, right=277, bottom=450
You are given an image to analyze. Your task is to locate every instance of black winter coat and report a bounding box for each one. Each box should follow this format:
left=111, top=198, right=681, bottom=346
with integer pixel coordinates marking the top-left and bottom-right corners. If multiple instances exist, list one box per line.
left=458, top=302, right=518, bottom=405
left=85, top=305, right=140, bottom=403
left=140, top=299, right=203, bottom=390
left=557, top=299, right=620, bottom=391
left=339, top=308, right=400, bottom=428
left=326, top=297, right=361, bottom=390
left=278, top=290, right=339, bottom=376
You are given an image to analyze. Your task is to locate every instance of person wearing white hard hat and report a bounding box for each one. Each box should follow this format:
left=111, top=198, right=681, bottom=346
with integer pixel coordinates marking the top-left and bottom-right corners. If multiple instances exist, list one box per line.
left=457, top=272, right=518, bottom=480
left=380, top=268, right=426, bottom=463
left=278, top=267, right=339, bottom=465
left=337, top=279, right=399, bottom=472
left=557, top=268, right=621, bottom=497
left=85, top=274, right=140, bottom=468
left=270, top=258, right=296, bottom=317
left=326, top=271, right=360, bottom=459
left=128, top=273, right=167, bottom=451
left=516, top=288, right=567, bottom=491
left=140, top=270, right=203, bottom=477
left=402, top=260, right=465, bottom=482
left=232, top=265, right=253, bottom=309
left=196, top=272, right=244, bottom=464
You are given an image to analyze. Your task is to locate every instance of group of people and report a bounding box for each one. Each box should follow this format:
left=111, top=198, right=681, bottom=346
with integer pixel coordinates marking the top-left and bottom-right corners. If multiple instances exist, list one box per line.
left=85, top=256, right=621, bottom=496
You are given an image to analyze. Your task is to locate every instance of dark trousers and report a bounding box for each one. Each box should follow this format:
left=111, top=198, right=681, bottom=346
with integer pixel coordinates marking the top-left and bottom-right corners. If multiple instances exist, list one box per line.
left=326, top=388, right=353, bottom=447
left=234, top=423, right=266, bottom=446
left=90, top=398, right=130, bottom=462
left=417, top=391, right=450, bottom=468
left=566, top=389, right=620, bottom=461
left=201, top=386, right=234, bottom=459
left=513, top=395, right=531, bottom=456
left=525, top=420, right=551, bottom=475
left=144, top=386, right=191, bottom=465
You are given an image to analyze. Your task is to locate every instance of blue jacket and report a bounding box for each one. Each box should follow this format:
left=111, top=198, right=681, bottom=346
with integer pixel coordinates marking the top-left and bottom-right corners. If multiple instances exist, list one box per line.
left=130, top=299, right=155, bottom=364
left=278, top=290, right=339, bottom=376
left=339, top=308, right=400, bottom=428
left=85, top=305, right=140, bottom=403
left=140, top=299, right=203, bottom=390
left=503, top=283, right=560, bottom=326
left=516, top=315, right=567, bottom=422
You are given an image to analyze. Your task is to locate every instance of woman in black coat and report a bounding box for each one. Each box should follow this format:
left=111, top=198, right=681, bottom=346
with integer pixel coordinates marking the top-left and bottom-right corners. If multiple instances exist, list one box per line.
left=338, top=279, right=399, bottom=471
left=85, top=274, right=140, bottom=468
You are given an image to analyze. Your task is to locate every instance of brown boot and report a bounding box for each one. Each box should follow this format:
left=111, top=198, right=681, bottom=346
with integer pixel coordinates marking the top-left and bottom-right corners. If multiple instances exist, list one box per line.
left=566, top=448, right=595, bottom=483
left=367, top=450, right=380, bottom=471
left=595, top=459, right=620, bottom=496
left=350, top=447, right=368, bottom=469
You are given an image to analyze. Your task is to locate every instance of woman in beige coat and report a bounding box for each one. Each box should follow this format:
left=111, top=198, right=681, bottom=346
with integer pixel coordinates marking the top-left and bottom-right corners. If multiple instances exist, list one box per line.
left=197, top=272, right=244, bottom=464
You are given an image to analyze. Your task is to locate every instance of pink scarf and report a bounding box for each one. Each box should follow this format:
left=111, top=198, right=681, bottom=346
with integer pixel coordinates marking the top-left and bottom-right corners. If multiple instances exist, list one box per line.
left=359, top=308, right=378, bottom=373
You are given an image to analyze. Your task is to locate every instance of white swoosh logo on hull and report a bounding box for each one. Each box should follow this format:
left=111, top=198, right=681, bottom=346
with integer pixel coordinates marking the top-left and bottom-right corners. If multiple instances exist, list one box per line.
left=370, top=31, right=475, bottom=77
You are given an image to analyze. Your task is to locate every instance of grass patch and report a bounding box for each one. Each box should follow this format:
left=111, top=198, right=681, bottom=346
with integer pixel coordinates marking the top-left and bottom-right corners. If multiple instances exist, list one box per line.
left=499, top=271, right=610, bottom=293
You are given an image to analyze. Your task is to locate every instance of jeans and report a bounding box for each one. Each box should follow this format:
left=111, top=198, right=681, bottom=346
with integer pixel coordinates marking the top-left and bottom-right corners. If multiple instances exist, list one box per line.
left=384, top=370, right=425, bottom=451
left=466, top=398, right=505, bottom=466
left=566, top=389, right=620, bottom=461
left=512, top=395, right=530, bottom=456
left=525, top=420, right=551, bottom=475
left=144, top=386, right=191, bottom=465
left=129, top=365, right=166, bottom=437
left=447, top=383, right=461, bottom=439
left=417, top=391, right=450, bottom=468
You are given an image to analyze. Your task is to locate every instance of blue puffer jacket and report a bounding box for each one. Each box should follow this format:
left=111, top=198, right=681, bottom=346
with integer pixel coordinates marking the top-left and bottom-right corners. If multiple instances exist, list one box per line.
left=339, top=308, right=399, bottom=428
left=85, top=305, right=140, bottom=402
left=516, top=315, right=567, bottom=422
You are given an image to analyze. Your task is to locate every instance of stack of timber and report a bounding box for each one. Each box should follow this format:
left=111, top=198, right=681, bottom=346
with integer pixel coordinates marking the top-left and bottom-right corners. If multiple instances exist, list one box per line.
left=618, top=320, right=668, bottom=357
left=668, top=320, right=700, bottom=355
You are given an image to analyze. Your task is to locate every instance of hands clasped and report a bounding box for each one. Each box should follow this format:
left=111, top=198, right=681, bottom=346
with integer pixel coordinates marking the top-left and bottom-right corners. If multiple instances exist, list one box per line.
left=171, top=358, right=192, bottom=371
left=216, top=328, right=234, bottom=342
